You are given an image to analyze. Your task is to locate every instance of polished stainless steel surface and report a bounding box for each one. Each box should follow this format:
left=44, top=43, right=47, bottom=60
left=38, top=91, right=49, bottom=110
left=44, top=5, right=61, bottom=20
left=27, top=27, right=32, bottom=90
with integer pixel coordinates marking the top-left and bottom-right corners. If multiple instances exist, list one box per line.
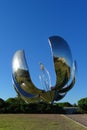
left=12, top=36, right=76, bottom=103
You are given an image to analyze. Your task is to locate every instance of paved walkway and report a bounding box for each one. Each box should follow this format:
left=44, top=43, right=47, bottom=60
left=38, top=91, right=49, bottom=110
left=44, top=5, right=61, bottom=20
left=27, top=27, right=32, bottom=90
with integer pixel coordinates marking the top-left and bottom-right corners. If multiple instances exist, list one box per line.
left=66, top=114, right=87, bottom=128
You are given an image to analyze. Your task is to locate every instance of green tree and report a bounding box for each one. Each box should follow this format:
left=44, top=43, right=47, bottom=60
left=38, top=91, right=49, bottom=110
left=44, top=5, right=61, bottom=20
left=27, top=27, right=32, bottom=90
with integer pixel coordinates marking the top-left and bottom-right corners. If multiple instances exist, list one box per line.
left=5, top=97, right=23, bottom=113
left=0, top=98, right=6, bottom=113
left=57, top=102, right=72, bottom=107
left=0, top=98, right=5, bottom=107
left=78, top=97, right=87, bottom=113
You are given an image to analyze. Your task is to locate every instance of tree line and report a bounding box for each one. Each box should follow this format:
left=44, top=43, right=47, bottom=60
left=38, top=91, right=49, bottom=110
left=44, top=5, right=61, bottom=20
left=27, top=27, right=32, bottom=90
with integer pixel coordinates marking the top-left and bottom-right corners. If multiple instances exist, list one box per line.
left=0, top=97, right=87, bottom=114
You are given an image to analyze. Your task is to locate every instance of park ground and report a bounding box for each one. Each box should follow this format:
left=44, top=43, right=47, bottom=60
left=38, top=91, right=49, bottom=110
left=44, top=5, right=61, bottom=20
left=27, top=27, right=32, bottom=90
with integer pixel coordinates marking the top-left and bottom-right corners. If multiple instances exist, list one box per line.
left=0, top=114, right=87, bottom=130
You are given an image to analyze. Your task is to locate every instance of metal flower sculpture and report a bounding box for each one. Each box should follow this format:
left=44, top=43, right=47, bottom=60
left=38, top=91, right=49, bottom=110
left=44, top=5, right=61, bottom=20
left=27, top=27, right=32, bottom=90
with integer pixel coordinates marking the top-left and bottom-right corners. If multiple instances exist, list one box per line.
left=12, top=36, right=76, bottom=103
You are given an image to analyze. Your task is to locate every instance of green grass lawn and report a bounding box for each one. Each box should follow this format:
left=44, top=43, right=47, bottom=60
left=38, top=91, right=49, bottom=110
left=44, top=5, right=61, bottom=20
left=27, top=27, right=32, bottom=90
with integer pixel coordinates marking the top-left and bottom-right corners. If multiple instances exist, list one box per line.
left=0, top=114, right=86, bottom=130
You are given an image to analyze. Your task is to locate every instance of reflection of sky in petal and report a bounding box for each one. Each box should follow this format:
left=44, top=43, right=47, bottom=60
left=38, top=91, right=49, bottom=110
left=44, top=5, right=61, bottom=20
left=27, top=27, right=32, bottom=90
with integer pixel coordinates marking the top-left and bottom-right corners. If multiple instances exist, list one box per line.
left=49, top=36, right=73, bottom=67
left=12, top=50, right=28, bottom=72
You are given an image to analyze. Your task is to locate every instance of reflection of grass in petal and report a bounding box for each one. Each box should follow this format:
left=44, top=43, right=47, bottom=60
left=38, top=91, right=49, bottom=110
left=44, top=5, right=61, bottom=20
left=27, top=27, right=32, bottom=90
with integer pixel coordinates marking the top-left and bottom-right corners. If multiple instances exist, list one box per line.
left=13, top=57, right=72, bottom=103
left=15, top=57, right=70, bottom=92
left=0, top=114, right=86, bottom=130
left=15, top=69, right=42, bottom=95
left=14, top=69, right=56, bottom=102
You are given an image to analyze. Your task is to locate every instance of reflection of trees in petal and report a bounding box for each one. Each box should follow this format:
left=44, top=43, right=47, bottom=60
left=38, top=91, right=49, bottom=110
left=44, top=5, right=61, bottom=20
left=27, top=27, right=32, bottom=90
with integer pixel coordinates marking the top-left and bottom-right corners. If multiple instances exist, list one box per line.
left=53, top=57, right=70, bottom=89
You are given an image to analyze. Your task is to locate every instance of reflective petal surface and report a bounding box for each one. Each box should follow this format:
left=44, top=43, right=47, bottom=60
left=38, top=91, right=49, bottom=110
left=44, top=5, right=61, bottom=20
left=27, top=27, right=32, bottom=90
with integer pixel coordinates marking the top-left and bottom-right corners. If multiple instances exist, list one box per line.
left=12, top=36, right=76, bottom=103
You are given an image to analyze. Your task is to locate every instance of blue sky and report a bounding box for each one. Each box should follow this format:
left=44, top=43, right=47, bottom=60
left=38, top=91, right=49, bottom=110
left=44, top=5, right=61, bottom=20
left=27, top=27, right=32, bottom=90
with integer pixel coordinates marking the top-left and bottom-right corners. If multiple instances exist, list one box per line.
left=0, top=0, right=87, bottom=104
